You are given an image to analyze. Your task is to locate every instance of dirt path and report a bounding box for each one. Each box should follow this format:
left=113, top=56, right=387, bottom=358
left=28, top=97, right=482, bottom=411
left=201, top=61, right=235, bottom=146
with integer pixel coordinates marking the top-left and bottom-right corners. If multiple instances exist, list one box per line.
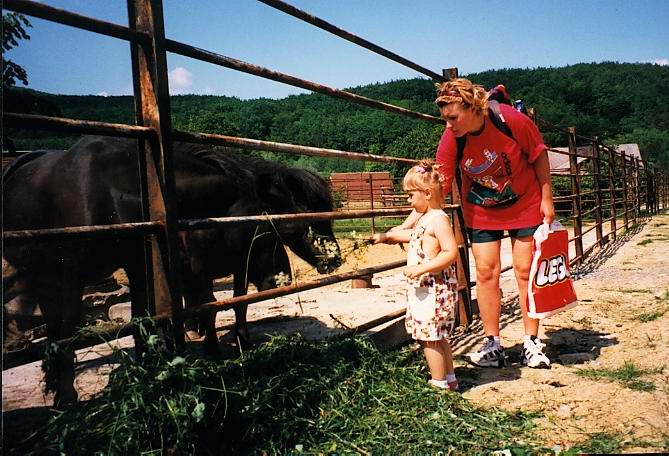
left=456, top=214, right=669, bottom=452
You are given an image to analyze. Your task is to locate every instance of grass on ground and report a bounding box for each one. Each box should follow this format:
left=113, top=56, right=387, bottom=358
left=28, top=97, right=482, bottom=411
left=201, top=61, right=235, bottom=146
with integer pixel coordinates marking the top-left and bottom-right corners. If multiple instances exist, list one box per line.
left=575, top=360, right=665, bottom=392
left=10, top=320, right=547, bottom=455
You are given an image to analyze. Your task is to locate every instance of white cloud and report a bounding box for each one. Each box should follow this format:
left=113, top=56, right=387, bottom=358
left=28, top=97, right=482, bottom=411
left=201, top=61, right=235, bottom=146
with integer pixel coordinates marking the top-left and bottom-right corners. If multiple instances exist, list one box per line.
left=96, top=91, right=109, bottom=97
left=653, top=58, right=668, bottom=66
left=169, top=67, right=193, bottom=93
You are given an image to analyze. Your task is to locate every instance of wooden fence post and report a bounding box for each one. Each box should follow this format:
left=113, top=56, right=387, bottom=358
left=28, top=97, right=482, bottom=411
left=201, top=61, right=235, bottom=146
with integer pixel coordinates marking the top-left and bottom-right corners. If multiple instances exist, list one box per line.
left=443, top=67, right=459, bottom=80
left=591, top=137, right=604, bottom=247
left=605, top=146, right=617, bottom=240
left=129, top=0, right=184, bottom=343
left=568, top=127, right=584, bottom=264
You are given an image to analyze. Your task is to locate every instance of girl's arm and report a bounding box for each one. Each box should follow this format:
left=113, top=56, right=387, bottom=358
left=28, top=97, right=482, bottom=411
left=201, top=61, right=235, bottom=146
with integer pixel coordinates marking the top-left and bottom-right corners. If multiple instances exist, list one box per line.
left=372, top=229, right=412, bottom=244
left=389, top=209, right=420, bottom=231
left=404, top=216, right=458, bottom=278
left=532, top=149, right=555, bottom=224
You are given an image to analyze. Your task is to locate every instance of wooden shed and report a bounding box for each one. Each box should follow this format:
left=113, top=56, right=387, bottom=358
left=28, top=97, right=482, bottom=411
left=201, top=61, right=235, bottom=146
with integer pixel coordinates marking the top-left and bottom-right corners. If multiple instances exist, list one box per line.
left=330, top=171, right=395, bottom=203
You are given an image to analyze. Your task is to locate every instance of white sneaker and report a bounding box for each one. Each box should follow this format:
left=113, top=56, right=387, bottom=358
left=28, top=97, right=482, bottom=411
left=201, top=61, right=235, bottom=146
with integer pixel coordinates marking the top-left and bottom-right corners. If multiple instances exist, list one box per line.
left=465, top=336, right=505, bottom=368
left=521, top=337, right=551, bottom=368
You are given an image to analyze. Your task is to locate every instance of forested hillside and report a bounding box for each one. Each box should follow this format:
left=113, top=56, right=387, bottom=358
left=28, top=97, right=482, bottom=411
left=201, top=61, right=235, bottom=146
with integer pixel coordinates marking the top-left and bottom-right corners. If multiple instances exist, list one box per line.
left=5, top=62, right=668, bottom=174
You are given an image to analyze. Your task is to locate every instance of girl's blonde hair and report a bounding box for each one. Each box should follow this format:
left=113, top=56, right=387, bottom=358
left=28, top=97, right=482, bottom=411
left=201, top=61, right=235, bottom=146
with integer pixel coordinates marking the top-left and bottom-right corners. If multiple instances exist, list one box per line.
left=403, top=159, right=444, bottom=194
left=434, top=78, right=488, bottom=115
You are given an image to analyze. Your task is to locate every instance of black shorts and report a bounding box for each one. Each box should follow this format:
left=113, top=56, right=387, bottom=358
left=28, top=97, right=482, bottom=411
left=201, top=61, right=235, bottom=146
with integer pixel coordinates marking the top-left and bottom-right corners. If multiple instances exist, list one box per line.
left=467, top=225, right=540, bottom=243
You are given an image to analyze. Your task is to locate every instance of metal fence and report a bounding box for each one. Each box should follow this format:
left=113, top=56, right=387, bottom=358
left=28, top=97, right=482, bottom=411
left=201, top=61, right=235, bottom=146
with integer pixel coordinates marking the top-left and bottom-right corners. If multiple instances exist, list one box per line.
left=3, top=0, right=668, bottom=372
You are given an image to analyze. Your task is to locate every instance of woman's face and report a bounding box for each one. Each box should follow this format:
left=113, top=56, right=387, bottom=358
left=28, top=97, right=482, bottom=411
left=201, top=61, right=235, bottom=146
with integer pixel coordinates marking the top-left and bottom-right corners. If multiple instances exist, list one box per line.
left=439, top=103, right=481, bottom=137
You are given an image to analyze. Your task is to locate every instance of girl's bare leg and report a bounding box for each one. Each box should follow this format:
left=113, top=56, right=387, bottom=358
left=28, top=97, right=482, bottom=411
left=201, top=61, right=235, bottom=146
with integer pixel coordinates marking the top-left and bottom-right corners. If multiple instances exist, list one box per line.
left=421, top=339, right=454, bottom=380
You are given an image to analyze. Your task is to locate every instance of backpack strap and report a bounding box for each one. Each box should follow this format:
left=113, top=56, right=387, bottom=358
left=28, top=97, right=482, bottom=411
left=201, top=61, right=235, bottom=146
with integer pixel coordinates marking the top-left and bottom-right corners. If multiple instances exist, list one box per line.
left=455, top=101, right=515, bottom=161
left=487, top=100, right=515, bottom=141
left=454, top=100, right=516, bottom=190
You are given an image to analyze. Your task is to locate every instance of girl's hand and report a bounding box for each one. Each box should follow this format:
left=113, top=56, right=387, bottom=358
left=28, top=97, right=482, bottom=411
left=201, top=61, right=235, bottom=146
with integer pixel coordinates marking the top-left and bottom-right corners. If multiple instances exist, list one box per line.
left=540, top=197, right=555, bottom=225
left=403, top=265, right=424, bottom=280
left=371, top=233, right=385, bottom=244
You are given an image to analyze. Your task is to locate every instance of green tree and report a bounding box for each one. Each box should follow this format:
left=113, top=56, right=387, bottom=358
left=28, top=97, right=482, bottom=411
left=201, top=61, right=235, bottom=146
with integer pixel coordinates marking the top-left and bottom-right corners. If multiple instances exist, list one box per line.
left=3, top=12, right=32, bottom=88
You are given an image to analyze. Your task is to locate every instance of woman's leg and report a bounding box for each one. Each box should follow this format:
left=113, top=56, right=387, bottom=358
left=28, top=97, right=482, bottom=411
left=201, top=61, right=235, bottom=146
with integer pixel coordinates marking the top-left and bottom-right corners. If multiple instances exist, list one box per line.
left=510, top=235, right=539, bottom=336
left=512, top=235, right=550, bottom=368
left=471, top=240, right=502, bottom=336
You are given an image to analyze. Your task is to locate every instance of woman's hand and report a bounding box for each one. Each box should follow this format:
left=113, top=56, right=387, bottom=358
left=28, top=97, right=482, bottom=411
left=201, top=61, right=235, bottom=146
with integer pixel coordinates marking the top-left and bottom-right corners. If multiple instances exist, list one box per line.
left=540, top=197, right=555, bottom=225
left=403, top=265, right=424, bottom=280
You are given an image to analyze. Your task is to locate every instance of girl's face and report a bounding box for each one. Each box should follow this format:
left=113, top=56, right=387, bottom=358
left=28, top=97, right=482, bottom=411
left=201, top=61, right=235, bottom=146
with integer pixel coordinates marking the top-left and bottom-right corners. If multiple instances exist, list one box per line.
left=405, top=187, right=429, bottom=212
left=439, top=102, right=482, bottom=137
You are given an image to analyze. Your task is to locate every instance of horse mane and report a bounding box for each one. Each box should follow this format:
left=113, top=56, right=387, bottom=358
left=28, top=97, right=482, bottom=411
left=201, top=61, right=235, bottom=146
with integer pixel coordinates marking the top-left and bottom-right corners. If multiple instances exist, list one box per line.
left=2, top=150, right=54, bottom=183
left=186, top=145, right=333, bottom=212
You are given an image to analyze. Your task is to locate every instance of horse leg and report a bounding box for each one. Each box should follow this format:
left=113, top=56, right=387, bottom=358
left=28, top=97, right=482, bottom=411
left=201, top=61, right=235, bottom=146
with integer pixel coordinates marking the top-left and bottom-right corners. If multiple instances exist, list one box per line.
left=232, top=272, right=250, bottom=350
left=37, top=274, right=81, bottom=408
left=125, top=256, right=151, bottom=356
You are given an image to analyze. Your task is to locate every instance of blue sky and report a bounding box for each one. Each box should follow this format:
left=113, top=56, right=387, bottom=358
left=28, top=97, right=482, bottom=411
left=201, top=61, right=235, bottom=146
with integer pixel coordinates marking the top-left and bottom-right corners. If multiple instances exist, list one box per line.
left=6, top=0, right=669, bottom=99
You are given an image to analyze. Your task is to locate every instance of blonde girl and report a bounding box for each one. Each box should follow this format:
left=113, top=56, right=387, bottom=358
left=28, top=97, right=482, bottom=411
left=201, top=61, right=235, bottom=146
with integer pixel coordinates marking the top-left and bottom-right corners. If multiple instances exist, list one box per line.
left=372, top=160, right=460, bottom=390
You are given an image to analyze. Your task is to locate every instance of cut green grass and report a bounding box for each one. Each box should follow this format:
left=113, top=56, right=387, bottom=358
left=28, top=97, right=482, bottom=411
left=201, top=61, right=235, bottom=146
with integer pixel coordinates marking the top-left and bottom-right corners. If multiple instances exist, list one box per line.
left=562, top=432, right=667, bottom=454
left=601, top=287, right=651, bottom=294
left=576, top=361, right=665, bottom=392
left=636, top=307, right=668, bottom=322
left=11, top=323, right=547, bottom=455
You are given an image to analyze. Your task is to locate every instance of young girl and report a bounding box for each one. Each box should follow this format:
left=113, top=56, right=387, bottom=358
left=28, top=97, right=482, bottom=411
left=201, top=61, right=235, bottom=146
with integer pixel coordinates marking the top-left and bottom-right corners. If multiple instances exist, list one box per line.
left=372, top=160, right=460, bottom=390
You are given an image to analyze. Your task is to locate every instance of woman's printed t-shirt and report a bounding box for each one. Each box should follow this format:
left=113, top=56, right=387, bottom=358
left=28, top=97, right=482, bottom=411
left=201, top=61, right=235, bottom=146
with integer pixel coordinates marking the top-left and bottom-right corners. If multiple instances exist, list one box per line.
left=436, top=104, right=547, bottom=230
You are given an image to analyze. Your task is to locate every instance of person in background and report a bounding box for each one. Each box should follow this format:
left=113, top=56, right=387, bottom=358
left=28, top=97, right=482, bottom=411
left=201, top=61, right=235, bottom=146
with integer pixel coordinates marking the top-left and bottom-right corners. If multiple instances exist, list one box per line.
left=373, top=160, right=460, bottom=390
left=433, top=78, right=555, bottom=369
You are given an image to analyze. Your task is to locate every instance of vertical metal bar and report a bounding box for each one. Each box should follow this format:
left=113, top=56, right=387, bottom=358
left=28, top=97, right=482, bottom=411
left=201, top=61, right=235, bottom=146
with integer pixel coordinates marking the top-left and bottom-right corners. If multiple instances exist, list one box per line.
left=633, top=157, right=640, bottom=225
left=568, top=128, right=583, bottom=264
left=606, top=146, right=617, bottom=240
left=369, top=174, right=376, bottom=235
left=591, top=137, right=604, bottom=246
left=620, top=151, right=629, bottom=230
left=129, top=0, right=184, bottom=342
left=450, top=179, right=474, bottom=325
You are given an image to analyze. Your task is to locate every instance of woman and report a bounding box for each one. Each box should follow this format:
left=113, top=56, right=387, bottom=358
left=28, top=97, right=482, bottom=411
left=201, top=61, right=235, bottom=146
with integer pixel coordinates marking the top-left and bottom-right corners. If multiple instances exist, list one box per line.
left=435, top=78, right=555, bottom=368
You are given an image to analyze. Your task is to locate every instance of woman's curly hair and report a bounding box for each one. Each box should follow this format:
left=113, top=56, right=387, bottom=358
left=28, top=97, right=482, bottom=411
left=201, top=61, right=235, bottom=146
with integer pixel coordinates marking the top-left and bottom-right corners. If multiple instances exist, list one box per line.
left=434, top=78, right=488, bottom=115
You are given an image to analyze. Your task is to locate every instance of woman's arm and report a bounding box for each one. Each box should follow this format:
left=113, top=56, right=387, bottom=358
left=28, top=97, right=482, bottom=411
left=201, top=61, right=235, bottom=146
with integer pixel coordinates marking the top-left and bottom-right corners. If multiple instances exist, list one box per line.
left=532, top=149, right=555, bottom=224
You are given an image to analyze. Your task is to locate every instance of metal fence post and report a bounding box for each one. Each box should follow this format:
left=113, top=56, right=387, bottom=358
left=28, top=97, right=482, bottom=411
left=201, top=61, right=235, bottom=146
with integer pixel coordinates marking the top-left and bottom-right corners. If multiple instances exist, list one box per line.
left=369, top=173, right=376, bottom=234
left=606, top=146, right=617, bottom=240
left=568, top=127, right=584, bottom=264
left=129, top=0, right=184, bottom=344
left=591, top=137, right=604, bottom=247
left=450, top=178, right=474, bottom=325
left=633, top=157, right=640, bottom=224
left=620, top=151, right=629, bottom=231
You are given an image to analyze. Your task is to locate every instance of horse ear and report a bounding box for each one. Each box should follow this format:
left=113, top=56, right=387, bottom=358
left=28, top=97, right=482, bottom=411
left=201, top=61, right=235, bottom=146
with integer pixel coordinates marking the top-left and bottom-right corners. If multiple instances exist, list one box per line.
left=256, top=173, right=295, bottom=210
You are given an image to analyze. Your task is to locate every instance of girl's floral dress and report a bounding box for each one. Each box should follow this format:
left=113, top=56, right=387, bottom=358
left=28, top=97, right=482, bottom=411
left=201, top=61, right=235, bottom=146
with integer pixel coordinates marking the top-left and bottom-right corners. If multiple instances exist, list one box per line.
left=405, top=211, right=458, bottom=341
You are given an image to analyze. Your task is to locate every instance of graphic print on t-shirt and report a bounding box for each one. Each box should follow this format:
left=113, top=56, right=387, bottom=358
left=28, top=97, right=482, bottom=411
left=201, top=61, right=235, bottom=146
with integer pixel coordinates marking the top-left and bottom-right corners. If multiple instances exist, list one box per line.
left=463, top=148, right=519, bottom=207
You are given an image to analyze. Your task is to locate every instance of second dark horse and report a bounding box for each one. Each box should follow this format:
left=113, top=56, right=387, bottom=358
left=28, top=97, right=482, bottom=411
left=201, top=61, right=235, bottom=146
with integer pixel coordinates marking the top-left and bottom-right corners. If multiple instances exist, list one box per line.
left=2, top=135, right=342, bottom=406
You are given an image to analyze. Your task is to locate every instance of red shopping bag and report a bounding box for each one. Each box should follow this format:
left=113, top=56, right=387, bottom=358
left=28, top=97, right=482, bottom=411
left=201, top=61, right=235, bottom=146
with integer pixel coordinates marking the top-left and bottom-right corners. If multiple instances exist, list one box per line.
left=527, top=222, right=578, bottom=319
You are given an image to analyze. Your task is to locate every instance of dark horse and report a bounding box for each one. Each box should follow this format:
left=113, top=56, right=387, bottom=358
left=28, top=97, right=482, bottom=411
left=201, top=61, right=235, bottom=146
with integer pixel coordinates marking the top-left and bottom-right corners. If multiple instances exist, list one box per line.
left=2, top=135, right=341, bottom=406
